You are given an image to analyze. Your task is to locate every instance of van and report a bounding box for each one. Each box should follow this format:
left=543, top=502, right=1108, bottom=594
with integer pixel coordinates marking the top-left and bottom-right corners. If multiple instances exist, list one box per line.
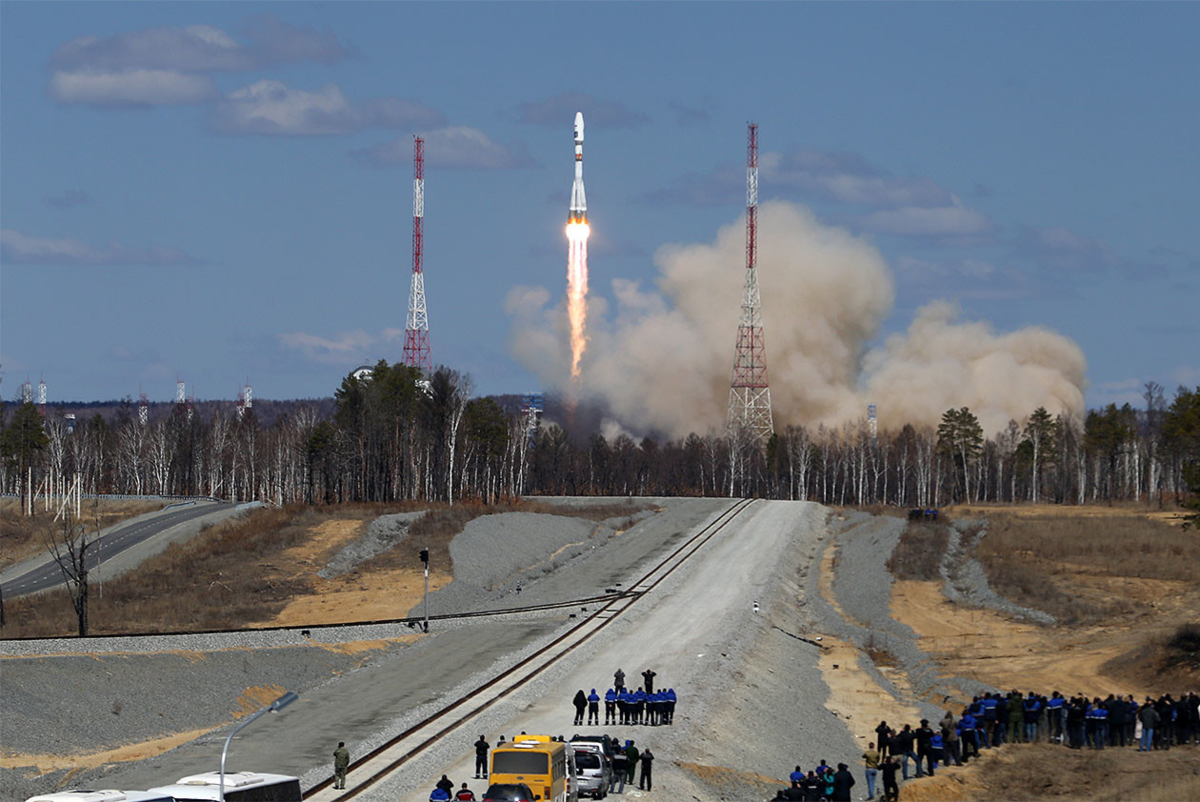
left=569, top=743, right=611, bottom=799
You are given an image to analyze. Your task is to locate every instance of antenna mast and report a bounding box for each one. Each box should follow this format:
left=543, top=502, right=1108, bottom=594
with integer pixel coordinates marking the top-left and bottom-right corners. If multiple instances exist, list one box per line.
left=403, top=136, right=432, bottom=371
left=726, top=122, right=774, bottom=445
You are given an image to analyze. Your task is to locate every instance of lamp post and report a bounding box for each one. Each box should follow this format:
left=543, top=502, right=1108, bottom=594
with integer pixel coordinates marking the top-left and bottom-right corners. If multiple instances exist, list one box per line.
left=419, top=547, right=429, bottom=632
left=219, top=690, right=299, bottom=801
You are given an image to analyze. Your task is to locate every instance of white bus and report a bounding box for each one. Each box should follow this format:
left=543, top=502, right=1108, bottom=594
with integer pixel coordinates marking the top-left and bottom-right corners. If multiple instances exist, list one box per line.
left=148, top=772, right=302, bottom=802
left=26, top=792, right=175, bottom=802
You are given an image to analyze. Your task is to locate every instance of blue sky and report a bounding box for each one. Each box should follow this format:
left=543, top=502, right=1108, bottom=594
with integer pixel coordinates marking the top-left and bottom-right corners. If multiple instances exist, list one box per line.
left=2, top=2, right=1197, bottom=410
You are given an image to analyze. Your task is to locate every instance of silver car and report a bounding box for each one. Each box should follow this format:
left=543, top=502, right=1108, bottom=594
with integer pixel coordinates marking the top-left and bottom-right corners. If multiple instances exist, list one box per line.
left=570, top=744, right=611, bottom=799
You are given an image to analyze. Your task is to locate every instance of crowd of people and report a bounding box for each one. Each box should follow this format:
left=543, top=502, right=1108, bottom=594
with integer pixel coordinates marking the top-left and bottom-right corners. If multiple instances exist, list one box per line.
left=572, top=667, right=677, bottom=727
left=773, top=689, right=1200, bottom=801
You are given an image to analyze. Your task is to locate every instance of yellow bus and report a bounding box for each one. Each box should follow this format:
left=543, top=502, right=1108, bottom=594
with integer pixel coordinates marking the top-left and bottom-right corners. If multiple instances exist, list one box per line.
left=489, top=736, right=577, bottom=802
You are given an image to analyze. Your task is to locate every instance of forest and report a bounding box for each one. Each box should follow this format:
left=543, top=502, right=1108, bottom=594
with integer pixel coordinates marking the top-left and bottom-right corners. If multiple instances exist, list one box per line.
left=2, top=362, right=1198, bottom=512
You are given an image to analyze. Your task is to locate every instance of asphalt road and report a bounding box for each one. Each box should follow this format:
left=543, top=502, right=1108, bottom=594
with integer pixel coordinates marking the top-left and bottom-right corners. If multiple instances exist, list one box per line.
left=0, top=501, right=233, bottom=599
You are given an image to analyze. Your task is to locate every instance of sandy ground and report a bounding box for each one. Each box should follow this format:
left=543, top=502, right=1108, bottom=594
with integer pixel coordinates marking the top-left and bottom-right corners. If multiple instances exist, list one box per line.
left=892, top=578, right=1184, bottom=698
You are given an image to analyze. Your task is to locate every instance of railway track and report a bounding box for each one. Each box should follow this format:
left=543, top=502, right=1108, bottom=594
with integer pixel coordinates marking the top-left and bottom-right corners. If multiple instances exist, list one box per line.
left=304, top=497, right=756, bottom=802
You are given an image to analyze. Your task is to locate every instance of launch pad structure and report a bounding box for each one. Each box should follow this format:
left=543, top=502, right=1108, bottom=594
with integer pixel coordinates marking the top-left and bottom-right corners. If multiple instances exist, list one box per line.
left=726, top=122, right=774, bottom=446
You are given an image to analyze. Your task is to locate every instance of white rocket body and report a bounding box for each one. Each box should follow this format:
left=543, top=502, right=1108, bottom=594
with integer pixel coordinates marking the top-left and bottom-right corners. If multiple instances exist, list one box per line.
left=569, top=111, right=586, bottom=222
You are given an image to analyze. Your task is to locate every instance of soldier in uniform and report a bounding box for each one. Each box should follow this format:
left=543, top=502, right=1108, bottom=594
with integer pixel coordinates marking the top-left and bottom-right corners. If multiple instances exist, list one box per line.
left=332, top=741, right=350, bottom=790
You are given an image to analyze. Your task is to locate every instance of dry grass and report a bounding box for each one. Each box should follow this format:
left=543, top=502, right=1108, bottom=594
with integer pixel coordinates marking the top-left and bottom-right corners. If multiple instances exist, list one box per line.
left=1104, top=622, right=1200, bottom=689
left=968, top=742, right=1200, bottom=801
left=0, top=498, right=160, bottom=570
left=2, top=499, right=653, bottom=638
left=971, top=512, right=1200, bottom=626
left=887, top=521, right=950, bottom=581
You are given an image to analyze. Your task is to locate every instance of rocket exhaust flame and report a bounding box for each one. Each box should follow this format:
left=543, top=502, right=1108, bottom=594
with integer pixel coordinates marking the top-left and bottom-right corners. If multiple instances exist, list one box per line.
left=567, top=220, right=590, bottom=378
left=567, top=111, right=589, bottom=379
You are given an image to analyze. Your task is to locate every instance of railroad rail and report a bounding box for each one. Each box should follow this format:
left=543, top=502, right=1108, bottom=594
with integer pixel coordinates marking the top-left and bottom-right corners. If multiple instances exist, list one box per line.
left=304, top=497, right=756, bottom=801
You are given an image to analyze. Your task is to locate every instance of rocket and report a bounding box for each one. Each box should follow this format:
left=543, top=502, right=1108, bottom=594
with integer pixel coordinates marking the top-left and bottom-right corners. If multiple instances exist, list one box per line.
left=569, top=111, right=586, bottom=224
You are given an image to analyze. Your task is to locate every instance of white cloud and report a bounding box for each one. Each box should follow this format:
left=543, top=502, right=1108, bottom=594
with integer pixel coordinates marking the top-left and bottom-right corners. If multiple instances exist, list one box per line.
left=354, top=126, right=531, bottom=170
left=49, top=17, right=353, bottom=108
left=50, top=18, right=350, bottom=74
left=209, top=80, right=443, bottom=135
left=1, top=228, right=195, bottom=265
left=278, top=328, right=403, bottom=364
left=49, top=69, right=217, bottom=106
left=861, top=196, right=991, bottom=237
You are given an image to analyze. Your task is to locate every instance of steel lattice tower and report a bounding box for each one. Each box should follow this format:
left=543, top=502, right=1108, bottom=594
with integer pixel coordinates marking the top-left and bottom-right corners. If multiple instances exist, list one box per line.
left=726, top=122, right=774, bottom=445
left=403, top=136, right=432, bottom=371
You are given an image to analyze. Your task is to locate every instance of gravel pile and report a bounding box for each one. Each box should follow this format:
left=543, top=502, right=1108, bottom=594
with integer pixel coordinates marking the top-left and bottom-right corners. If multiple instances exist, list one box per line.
left=410, top=513, right=616, bottom=617
left=804, top=512, right=993, bottom=722
left=318, top=512, right=426, bottom=579
left=942, top=518, right=1056, bottom=625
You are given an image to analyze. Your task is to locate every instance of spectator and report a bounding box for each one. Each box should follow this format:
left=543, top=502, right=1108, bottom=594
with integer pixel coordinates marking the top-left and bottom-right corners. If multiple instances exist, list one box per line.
left=861, top=744, right=879, bottom=801
left=880, top=756, right=900, bottom=802
left=611, top=741, right=628, bottom=794
left=454, top=782, right=476, bottom=801
left=638, top=747, right=654, bottom=791
left=1139, top=698, right=1160, bottom=752
left=832, top=763, right=855, bottom=802
left=587, top=688, right=600, bottom=726
left=473, top=735, right=489, bottom=779
left=573, top=689, right=588, bottom=726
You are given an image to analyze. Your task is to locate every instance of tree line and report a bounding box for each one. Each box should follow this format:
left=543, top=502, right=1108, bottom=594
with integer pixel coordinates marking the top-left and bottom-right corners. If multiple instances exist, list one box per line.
left=2, top=368, right=1198, bottom=515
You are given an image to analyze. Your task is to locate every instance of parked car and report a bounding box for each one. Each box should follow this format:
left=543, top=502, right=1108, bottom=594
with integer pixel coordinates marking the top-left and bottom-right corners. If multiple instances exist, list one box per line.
left=570, top=744, right=611, bottom=799
left=569, top=734, right=616, bottom=760
left=481, top=783, right=535, bottom=802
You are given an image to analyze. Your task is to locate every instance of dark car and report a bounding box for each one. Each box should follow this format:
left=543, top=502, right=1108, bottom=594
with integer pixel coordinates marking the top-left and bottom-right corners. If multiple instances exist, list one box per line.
left=570, top=734, right=615, bottom=760
left=482, top=783, right=536, bottom=802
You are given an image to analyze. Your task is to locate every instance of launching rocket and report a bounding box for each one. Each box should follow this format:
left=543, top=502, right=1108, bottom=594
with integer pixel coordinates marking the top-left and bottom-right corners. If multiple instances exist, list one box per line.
left=569, top=111, right=586, bottom=224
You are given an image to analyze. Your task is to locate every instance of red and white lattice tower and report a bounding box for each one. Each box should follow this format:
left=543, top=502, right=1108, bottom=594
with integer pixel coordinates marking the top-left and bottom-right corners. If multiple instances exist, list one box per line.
left=21, top=378, right=33, bottom=405
left=176, top=375, right=186, bottom=405
left=726, top=122, right=774, bottom=445
left=37, top=377, right=47, bottom=417
left=403, top=136, right=431, bottom=371
left=139, top=385, right=149, bottom=426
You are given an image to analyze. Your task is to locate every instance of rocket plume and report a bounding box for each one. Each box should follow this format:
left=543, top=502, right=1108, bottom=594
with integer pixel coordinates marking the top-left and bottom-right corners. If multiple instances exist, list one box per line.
left=567, top=220, right=590, bottom=378
left=510, top=201, right=1088, bottom=439
left=567, top=111, right=589, bottom=379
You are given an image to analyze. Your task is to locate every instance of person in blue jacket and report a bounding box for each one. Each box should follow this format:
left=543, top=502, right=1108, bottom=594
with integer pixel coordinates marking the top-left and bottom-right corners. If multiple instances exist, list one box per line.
left=587, top=688, right=600, bottom=726
left=1023, top=695, right=1042, bottom=743
left=665, top=688, right=677, bottom=724
left=959, top=712, right=978, bottom=762
left=633, top=687, right=647, bottom=725
left=618, top=688, right=631, bottom=725
left=604, top=687, right=617, bottom=725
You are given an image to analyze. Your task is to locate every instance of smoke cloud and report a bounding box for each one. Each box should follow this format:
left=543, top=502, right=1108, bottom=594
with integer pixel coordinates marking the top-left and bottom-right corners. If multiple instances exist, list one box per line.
left=508, top=201, right=1086, bottom=439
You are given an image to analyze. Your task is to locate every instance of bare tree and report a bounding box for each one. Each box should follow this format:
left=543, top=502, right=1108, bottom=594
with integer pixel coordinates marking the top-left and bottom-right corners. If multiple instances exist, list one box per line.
left=42, top=503, right=98, bottom=636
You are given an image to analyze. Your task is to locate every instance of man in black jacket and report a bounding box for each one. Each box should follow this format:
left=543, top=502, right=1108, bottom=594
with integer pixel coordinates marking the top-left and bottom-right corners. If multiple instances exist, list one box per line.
left=915, top=720, right=934, bottom=777
left=831, top=763, right=856, bottom=802
left=473, top=735, right=489, bottom=779
left=880, top=757, right=900, bottom=802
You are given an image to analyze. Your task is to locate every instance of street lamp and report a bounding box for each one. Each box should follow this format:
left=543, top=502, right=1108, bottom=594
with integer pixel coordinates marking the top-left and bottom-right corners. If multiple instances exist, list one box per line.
left=219, top=690, right=299, bottom=801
